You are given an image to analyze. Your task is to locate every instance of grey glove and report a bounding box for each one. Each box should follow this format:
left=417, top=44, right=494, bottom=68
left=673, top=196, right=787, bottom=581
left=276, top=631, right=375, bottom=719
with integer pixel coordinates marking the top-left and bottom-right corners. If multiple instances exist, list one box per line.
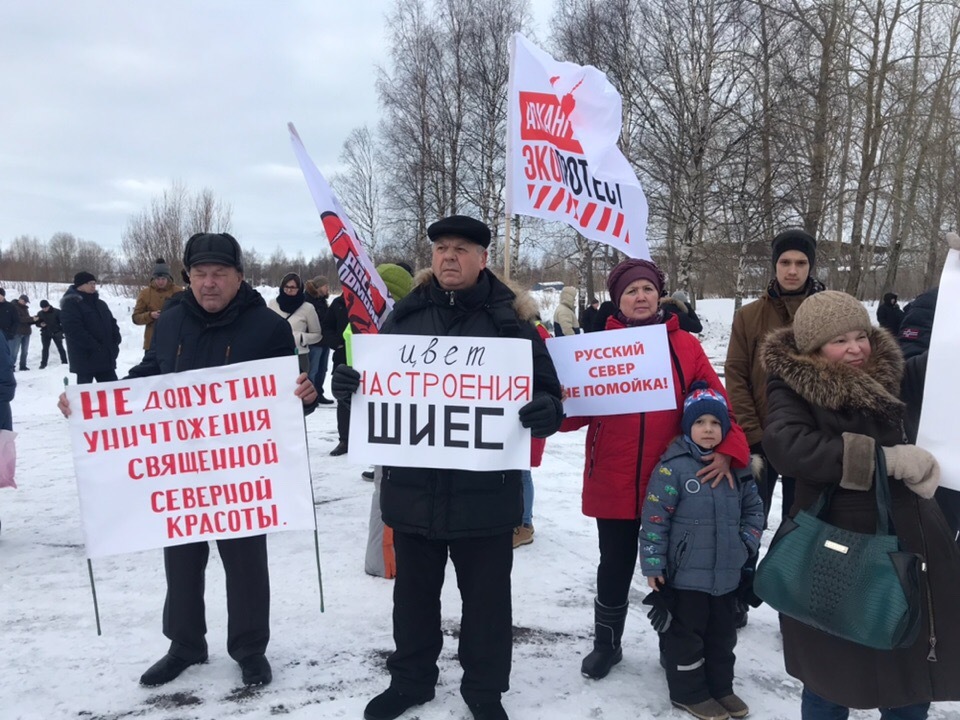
left=883, top=445, right=940, bottom=499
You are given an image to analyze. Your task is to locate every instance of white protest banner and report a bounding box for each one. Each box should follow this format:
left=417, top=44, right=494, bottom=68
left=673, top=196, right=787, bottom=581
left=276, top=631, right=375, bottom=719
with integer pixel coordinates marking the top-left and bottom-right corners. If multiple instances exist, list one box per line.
left=547, top=325, right=676, bottom=417
left=289, top=122, right=393, bottom=334
left=348, top=334, right=532, bottom=471
left=66, top=357, right=315, bottom=558
left=917, top=249, right=960, bottom=491
left=506, top=33, right=650, bottom=260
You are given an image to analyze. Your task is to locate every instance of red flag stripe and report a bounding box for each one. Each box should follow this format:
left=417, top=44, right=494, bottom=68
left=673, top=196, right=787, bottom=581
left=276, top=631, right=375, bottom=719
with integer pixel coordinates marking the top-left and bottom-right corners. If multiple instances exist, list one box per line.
left=579, top=202, right=597, bottom=228
left=596, top=207, right=613, bottom=232
left=548, top=187, right=567, bottom=211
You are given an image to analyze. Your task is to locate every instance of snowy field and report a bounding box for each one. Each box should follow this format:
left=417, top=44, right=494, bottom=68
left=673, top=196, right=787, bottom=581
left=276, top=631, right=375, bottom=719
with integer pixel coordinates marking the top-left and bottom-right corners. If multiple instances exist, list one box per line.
left=1, top=282, right=956, bottom=720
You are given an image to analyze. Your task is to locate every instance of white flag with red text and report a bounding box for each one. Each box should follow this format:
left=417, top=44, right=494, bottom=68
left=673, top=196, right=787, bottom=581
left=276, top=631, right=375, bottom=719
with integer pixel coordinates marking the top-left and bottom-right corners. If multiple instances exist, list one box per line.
left=506, top=34, right=649, bottom=259
left=288, top=122, right=392, bottom=335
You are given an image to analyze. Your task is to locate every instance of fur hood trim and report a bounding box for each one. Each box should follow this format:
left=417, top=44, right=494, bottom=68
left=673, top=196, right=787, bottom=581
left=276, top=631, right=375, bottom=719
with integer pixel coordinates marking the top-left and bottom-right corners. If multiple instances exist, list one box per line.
left=760, top=325, right=905, bottom=421
left=412, top=268, right=539, bottom=322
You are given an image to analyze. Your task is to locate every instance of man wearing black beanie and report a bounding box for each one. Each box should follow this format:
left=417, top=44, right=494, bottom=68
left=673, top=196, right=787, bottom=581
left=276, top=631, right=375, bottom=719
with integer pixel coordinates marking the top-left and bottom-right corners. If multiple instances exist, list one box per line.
left=723, top=227, right=825, bottom=626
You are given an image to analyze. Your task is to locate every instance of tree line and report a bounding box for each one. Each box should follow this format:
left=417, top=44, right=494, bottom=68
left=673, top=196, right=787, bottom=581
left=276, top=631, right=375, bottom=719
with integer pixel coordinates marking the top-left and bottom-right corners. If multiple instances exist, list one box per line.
left=331, top=0, right=960, bottom=302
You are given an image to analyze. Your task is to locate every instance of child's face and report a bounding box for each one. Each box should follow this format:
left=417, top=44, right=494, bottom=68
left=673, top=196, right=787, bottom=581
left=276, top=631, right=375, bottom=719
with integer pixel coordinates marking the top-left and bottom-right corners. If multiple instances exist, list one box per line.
left=690, top=414, right=723, bottom=449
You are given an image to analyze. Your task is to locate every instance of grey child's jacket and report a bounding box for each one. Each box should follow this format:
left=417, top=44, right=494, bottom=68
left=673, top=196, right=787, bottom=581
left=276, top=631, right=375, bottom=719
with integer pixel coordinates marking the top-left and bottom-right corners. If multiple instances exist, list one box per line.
left=640, top=436, right=764, bottom=595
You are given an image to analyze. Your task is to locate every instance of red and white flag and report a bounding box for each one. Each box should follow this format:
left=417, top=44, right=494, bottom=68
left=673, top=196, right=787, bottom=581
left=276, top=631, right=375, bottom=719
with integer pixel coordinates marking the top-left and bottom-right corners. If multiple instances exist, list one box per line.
left=506, top=34, right=649, bottom=259
left=288, top=122, right=392, bottom=334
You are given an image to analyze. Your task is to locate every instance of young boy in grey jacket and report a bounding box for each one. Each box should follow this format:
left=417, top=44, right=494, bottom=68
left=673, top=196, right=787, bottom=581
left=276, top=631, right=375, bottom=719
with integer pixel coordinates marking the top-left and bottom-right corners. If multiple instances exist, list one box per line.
left=641, top=381, right=764, bottom=720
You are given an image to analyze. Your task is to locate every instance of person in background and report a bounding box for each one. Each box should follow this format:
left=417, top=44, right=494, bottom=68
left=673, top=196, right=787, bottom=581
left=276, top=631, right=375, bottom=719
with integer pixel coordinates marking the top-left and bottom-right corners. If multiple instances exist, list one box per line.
left=661, top=290, right=703, bottom=334
left=641, top=382, right=763, bottom=720
left=36, top=300, right=68, bottom=369
left=897, top=288, right=936, bottom=359
left=132, top=258, right=182, bottom=351
left=581, top=297, right=600, bottom=333
left=304, top=275, right=335, bottom=404
left=364, top=263, right=415, bottom=573
left=514, top=316, right=553, bottom=549
left=0, top=290, right=19, bottom=360
left=0, top=335, right=14, bottom=535
left=553, top=286, right=580, bottom=337
left=321, top=289, right=351, bottom=456
left=12, top=295, right=35, bottom=371
left=268, top=272, right=322, bottom=374
left=562, top=258, right=750, bottom=683
left=591, top=300, right=617, bottom=333
left=761, top=290, right=960, bottom=719
left=60, top=272, right=122, bottom=385
left=876, top=292, right=904, bottom=335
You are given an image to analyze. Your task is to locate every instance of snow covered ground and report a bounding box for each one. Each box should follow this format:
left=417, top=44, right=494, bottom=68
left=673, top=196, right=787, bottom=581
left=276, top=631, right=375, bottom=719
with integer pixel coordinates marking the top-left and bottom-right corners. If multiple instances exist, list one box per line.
left=1, top=283, right=956, bottom=720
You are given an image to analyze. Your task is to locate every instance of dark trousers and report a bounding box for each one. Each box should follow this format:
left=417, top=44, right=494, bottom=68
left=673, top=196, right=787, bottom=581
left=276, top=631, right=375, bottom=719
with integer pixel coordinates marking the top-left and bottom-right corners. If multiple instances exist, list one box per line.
left=759, top=455, right=795, bottom=526
left=800, top=687, right=929, bottom=719
left=660, top=589, right=737, bottom=704
left=333, top=361, right=351, bottom=443
left=316, top=346, right=330, bottom=394
left=76, top=370, right=118, bottom=385
left=11, top=334, right=29, bottom=369
left=388, top=531, right=513, bottom=704
left=162, top=534, right=270, bottom=662
left=595, top=518, right=641, bottom=607
left=40, top=334, right=67, bottom=366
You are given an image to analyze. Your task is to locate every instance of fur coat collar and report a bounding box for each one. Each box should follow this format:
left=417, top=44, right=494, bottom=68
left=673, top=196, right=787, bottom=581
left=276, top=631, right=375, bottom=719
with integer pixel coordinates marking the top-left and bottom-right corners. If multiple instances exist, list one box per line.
left=761, top=325, right=905, bottom=423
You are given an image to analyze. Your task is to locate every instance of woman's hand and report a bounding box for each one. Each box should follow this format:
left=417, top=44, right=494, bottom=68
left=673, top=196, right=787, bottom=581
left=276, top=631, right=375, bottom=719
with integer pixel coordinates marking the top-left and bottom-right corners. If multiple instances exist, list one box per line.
left=697, top=451, right=734, bottom=488
left=647, top=575, right=665, bottom=590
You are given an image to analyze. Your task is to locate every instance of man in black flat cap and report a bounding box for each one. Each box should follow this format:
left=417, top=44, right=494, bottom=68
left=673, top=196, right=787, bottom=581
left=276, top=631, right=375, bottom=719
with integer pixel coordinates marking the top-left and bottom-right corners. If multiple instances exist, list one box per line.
left=334, top=215, right=563, bottom=720
left=64, top=233, right=318, bottom=689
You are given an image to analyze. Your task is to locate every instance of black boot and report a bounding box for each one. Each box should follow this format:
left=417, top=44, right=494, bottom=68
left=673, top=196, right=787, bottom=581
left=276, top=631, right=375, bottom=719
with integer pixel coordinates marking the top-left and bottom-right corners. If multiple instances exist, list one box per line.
left=581, top=598, right=628, bottom=679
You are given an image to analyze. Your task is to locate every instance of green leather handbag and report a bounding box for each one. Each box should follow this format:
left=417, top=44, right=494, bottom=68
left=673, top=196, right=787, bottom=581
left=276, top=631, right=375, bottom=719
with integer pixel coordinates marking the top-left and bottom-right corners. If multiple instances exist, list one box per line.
left=754, top=444, right=923, bottom=650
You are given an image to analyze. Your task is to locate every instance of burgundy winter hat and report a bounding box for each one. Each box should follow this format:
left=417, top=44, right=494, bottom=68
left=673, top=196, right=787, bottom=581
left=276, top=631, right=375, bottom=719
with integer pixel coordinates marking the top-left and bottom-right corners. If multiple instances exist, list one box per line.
left=607, top=259, right=665, bottom=307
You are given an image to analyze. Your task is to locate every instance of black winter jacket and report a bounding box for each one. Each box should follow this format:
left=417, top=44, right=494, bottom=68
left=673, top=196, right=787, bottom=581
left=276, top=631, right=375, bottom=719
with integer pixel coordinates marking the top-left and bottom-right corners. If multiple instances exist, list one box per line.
left=379, top=269, right=562, bottom=539
left=60, top=286, right=121, bottom=375
left=36, top=307, right=64, bottom=338
left=0, top=301, right=19, bottom=340
left=877, top=293, right=905, bottom=335
left=320, top=295, right=349, bottom=366
left=127, top=283, right=295, bottom=377
left=898, top=287, right=936, bottom=359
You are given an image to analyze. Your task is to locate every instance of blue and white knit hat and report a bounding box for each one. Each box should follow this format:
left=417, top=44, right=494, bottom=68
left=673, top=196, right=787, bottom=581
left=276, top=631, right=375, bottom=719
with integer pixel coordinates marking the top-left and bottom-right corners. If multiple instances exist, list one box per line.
left=681, top=380, right=730, bottom=439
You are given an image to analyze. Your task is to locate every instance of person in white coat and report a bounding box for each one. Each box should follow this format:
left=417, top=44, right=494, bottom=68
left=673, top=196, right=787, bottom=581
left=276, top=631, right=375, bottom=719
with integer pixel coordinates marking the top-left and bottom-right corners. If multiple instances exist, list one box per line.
left=268, top=272, right=322, bottom=373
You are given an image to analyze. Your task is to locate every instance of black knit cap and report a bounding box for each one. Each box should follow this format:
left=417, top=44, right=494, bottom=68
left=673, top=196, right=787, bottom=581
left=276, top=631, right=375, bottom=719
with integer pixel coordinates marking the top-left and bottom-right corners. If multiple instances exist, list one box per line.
left=772, top=228, right=816, bottom=268
left=183, top=232, right=244, bottom=271
left=427, top=215, right=491, bottom=248
left=73, top=271, right=96, bottom=287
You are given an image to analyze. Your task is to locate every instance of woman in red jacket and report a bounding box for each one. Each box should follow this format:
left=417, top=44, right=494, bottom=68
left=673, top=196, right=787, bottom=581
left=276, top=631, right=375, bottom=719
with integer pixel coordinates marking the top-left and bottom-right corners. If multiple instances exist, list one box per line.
left=562, top=258, right=750, bottom=680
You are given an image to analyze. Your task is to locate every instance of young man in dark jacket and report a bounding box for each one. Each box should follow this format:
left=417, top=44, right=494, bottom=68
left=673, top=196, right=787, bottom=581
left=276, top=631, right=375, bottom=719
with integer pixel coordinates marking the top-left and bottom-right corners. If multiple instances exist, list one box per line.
left=60, top=272, right=121, bottom=384
left=333, top=215, right=563, bottom=720
left=0, top=290, right=20, bottom=360
left=123, top=233, right=317, bottom=689
left=36, top=300, right=68, bottom=369
left=876, top=292, right=904, bottom=335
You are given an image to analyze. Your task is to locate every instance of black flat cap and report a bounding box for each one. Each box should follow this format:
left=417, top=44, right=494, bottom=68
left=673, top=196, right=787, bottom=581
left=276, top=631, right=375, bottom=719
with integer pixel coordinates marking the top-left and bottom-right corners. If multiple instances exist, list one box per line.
left=427, top=215, right=491, bottom=249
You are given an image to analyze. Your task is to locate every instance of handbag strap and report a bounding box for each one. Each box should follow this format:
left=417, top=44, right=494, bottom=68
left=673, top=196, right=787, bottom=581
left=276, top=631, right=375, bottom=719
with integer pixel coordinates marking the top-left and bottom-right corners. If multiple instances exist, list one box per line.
left=807, top=441, right=895, bottom=537
left=873, top=442, right=894, bottom=535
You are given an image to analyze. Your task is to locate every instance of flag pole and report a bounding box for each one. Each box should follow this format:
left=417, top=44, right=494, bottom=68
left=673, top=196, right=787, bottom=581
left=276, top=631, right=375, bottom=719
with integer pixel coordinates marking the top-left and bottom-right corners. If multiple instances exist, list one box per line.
left=298, top=355, right=325, bottom=612
left=503, top=33, right=518, bottom=281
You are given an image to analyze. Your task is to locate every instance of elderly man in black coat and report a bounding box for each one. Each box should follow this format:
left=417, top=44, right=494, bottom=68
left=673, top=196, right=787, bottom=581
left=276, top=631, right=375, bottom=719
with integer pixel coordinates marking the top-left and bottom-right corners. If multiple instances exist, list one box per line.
left=333, top=216, right=563, bottom=720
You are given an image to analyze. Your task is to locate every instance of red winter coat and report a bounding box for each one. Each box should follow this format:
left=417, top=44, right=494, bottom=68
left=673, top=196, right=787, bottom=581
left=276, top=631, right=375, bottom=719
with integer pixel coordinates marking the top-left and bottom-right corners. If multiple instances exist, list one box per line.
left=561, top=314, right=750, bottom=519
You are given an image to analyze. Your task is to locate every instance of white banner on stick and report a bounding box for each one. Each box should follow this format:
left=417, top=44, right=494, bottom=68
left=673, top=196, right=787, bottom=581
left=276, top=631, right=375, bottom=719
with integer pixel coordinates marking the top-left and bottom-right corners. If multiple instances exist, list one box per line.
left=348, top=334, right=532, bottom=471
left=547, top=325, right=676, bottom=417
left=66, top=357, right=315, bottom=558
left=917, top=250, right=960, bottom=491
left=506, top=33, right=650, bottom=260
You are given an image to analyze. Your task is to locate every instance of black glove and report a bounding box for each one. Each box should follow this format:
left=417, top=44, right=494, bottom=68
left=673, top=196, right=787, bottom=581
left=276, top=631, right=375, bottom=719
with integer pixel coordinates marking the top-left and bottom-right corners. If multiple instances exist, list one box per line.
left=518, top=393, right=564, bottom=438
left=737, top=566, right=762, bottom=609
left=331, top=365, right=361, bottom=402
left=749, top=442, right=764, bottom=456
left=642, top=587, right=676, bottom=633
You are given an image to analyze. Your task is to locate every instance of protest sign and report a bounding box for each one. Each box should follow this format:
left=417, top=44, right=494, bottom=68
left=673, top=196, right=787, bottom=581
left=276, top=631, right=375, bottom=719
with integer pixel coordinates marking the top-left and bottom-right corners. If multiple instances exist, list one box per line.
left=66, top=356, right=315, bottom=558
left=348, top=334, right=533, bottom=471
left=917, top=250, right=960, bottom=491
left=547, top=325, right=676, bottom=417
left=506, top=33, right=650, bottom=260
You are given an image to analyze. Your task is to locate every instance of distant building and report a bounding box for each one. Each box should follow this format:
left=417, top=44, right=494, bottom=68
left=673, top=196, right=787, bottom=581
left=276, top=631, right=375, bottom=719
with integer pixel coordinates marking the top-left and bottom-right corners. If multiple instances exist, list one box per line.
left=532, top=281, right=565, bottom=292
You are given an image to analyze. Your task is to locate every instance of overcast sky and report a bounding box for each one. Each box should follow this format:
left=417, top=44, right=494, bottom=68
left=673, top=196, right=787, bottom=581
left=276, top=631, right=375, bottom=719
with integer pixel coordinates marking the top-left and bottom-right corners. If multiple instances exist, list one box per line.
left=1, top=1, right=553, bottom=261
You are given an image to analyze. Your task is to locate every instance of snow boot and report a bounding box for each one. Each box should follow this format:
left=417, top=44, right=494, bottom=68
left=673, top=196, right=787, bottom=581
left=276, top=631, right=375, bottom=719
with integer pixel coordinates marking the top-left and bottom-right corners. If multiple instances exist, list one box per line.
left=468, top=699, right=509, bottom=720
left=716, top=693, right=749, bottom=718
left=671, top=698, right=730, bottom=720
left=580, top=598, right=628, bottom=679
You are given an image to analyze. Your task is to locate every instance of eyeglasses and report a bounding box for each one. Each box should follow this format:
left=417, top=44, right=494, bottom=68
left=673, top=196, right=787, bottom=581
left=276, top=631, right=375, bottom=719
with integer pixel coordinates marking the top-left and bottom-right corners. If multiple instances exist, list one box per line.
left=284, top=284, right=299, bottom=290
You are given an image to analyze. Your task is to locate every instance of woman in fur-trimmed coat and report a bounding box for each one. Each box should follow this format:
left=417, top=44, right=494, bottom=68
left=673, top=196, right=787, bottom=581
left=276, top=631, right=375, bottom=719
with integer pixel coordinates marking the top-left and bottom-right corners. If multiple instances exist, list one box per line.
left=761, top=291, right=960, bottom=717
